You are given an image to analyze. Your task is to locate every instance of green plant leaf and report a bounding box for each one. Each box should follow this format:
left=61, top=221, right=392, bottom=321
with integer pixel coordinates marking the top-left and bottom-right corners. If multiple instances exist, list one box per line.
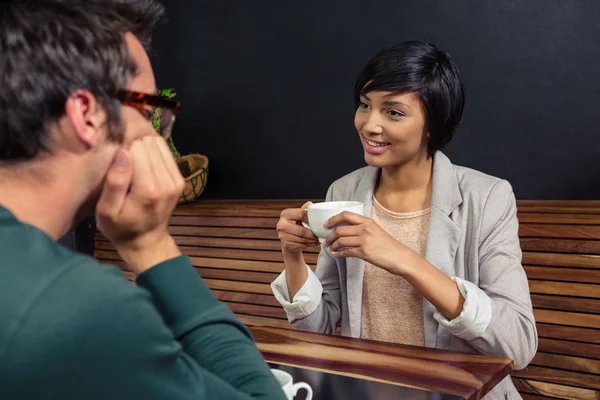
left=153, top=88, right=182, bottom=161
left=158, top=88, right=177, bottom=99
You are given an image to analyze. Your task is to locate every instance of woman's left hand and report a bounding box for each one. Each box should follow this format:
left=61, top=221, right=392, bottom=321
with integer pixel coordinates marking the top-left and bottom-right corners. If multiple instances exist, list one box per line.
left=323, top=212, right=413, bottom=275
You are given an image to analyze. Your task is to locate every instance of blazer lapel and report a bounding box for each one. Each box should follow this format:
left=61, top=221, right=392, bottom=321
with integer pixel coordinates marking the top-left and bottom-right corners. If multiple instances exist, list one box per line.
left=346, top=167, right=379, bottom=337
left=423, top=152, right=463, bottom=348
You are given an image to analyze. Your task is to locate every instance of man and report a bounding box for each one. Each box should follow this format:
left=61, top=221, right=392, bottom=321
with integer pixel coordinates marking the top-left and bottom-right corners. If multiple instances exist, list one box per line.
left=0, top=1, right=285, bottom=399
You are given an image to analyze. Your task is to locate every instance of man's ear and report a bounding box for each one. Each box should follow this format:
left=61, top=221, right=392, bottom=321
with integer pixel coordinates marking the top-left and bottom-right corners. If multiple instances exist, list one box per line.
left=64, top=89, right=108, bottom=147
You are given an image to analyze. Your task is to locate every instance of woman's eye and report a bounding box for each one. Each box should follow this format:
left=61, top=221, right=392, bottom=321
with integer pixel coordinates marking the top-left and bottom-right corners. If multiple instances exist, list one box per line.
left=358, top=102, right=370, bottom=110
left=387, top=109, right=405, bottom=118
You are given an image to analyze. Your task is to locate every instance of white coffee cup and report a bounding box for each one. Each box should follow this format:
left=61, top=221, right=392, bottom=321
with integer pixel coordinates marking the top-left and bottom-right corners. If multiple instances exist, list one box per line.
left=303, top=201, right=364, bottom=243
left=271, top=369, right=313, bottom=400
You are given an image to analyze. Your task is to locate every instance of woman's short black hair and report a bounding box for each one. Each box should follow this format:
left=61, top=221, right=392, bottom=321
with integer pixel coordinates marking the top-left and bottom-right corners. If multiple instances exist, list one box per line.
left=354, top=40, right=465, bottom=156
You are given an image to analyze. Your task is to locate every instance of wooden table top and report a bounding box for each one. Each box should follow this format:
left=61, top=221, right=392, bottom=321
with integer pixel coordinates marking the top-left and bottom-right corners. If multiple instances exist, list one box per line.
left=250, top=326, right=514, bottom=400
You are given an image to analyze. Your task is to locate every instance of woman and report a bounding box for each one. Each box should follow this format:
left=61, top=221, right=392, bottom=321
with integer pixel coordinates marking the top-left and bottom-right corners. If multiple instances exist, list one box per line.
left=271, top=41, right=537, bottom=399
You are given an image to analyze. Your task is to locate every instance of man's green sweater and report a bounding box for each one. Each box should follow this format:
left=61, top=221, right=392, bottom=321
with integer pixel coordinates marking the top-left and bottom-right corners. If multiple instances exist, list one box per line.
left=0, top=205, right=285, bottom=400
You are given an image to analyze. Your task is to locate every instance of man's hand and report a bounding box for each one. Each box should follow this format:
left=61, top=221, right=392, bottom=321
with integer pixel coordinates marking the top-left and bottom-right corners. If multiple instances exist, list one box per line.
left=96, top=136, right=185, bottom=274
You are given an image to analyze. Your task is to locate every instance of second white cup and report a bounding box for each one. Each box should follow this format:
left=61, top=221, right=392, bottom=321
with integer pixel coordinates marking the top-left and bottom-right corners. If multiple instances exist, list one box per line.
left=271, top=369, right=313, bottom=400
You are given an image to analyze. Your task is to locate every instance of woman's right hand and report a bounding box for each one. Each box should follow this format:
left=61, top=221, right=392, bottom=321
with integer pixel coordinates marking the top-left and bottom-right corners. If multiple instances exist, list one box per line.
left=276, top=201, right=320, bottom=255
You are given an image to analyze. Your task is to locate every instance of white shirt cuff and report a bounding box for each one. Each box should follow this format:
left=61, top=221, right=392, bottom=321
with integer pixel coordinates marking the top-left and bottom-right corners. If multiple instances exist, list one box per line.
left=271, top=264, right=323, bottom=322
left=433, top=277, right=493, bottom=340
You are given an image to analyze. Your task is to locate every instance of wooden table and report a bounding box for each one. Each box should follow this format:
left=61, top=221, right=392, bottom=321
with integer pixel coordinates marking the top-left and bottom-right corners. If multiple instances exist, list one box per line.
left=250, top=326, right=513, bottom=400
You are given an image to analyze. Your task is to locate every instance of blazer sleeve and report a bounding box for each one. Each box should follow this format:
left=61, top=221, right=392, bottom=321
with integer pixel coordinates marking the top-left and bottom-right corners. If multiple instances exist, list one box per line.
left=467, top=180, right=538, bottom=370
left=271, top=184, right=343, bottom=334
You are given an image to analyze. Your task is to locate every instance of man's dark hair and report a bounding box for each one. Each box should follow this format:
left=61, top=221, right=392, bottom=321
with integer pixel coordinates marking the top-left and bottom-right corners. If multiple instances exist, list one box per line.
left=354, top=40, right=465, bottom=156
left=0, top=0, right=165, bottom=161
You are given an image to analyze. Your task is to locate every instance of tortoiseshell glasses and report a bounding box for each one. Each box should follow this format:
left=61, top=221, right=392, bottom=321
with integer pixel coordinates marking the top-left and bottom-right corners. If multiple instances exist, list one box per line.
left=117, top=89, right=182, bottom=138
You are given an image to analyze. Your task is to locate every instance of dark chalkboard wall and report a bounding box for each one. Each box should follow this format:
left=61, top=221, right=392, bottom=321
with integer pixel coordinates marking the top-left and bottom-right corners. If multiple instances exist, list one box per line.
left=150, top=0, right=600, bottom=200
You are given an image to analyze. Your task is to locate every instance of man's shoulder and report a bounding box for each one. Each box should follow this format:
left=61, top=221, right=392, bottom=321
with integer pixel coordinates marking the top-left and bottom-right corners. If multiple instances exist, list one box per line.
left=0, top=221, right=144, bottom=350
left=23, top=255, right=143, bottom=326
left=0, top=249, right=171, bottom=398
left=0, top=220, right=130, bottom=308
left=0, top=242, right=140, bottom=340
left=0, top=246, right=161, bottom=362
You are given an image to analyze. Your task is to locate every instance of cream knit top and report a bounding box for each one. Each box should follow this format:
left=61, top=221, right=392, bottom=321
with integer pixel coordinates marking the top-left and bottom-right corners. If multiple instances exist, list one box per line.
left=360, top=197, right=430, bottom=346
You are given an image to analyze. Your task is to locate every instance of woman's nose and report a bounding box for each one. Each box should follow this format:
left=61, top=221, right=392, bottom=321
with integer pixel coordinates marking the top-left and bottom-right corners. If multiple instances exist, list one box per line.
left=362, top=111, right=384, bottom=135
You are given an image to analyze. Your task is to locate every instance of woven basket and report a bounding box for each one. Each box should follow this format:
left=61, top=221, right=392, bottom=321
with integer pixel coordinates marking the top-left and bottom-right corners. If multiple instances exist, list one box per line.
left=178, top=153, right=209, bottom=204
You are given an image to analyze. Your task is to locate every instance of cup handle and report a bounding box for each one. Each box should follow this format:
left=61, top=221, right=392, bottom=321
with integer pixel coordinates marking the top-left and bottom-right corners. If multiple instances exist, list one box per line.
left=302, top=222, right=321, bottom=241
left=292, top=382, right=313, bottom=400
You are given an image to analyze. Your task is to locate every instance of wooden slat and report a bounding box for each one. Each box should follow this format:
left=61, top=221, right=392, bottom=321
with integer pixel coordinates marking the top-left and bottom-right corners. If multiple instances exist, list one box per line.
left=96, top=245, right=600, bottom=269
left=170, top=201, right=600, bottom=224
left=98, top=245, right=319, bottom=264
left=224, top=301, right=286, bottom=319
left=519, top=224, right=600, bottom=239
left=189, top=257, right=285, bottom=273
left=520, top=239, right=600, bottom=254
left=212, top=290, right=281, bottom=307
left=537, top=324, right=600, bottom=345
left=513, top=366, right=600, bottom=390
left=522, top=252, right=600, bottom=269
left=172, top=199, right=600, bottom=215
left=96, top=255, right=294, bottom=296
left=538, top=338, right=600, bottom=360
left=528, top=281, right=600, bottom=299
left=175, top=199, right=311, bottom=207
left=102, top=261, right=286, bottom=309
left=100, top=259, right=282, bottom=291
left=172, top=208, right=281, bottom=218
left=173, top=205, right=600, bottom=223
left=517, top=213, right=600, bottom=225
left=97, top=226, right=278, bottom=240
left=525, top=267, right=600, bottom=284
left=521, top=394, right=562, bottom=400
left=180, top=246, right=319, bottom=264
left=169, top=200, right=597, bottom=223
left=169, top=215, right=278, bottom=228
left=100, top=254, right=290, bottom=275
left=170, top=226, right=278, bottom=239
left=204, top=279, right=273, bottom=295
left=174, top=236, right=320, bottom=253
left=95, top=251, right=121, bottom=261
left=196, top=268, right=278, bottom=284
left=532, top=352, right=600, bottom=374
left=173, top=206, right=285, bottom=218
left=531, top=294, right=600, bottom=314
left=95, top=237, right=320, bottom=254
left=516, top=200, right=600, bottom=214
left=174, top=200, right=307, bottom=217
left=174, top=236, right=283, bottom=251
left=513, top=378, right=599, bottom=400
left=235, top=314, right=291, bottom=329
left=534, top=309, right=600, bottom=329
